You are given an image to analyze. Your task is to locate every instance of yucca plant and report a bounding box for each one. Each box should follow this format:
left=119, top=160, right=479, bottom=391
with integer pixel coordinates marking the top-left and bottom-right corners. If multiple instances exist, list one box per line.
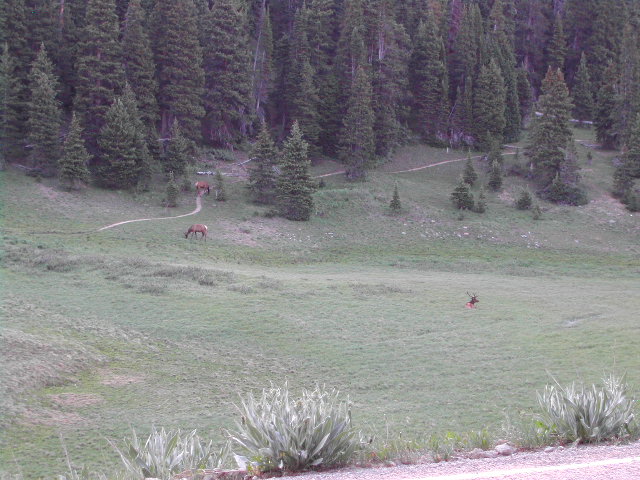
left=110, top=427, right=229, bottom=479
left=229, top=384, right=360, bottom=473
left=537, top=374, right=637, bottom=444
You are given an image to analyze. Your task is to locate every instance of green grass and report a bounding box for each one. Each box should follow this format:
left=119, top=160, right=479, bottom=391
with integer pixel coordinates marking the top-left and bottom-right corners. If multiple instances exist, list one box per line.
left=1, top=132, right=639, bottom=477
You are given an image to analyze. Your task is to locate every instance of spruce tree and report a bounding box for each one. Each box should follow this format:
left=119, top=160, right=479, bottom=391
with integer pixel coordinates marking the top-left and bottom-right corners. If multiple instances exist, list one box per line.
left=292, top=46, right=321, bottom=151
left=214, top=169, right=226, bottom=202
left=121, top=84, right=152, bottom=189
left=594, top=62, right=618, bottom=149
left=526, top=67, right=574, bottom=186
left=546, top=14, right=567, bottom=71
left=338, top=65, right=375, bottom=181
left=202, top=0, right=251, bottom=147
left=27, top=44, right=61, bottom=177
left=515, top=188, right=532, bottom=210
left=475, top=186, right=487, bottom=213
left=449, top=3, right=482, bottom=96
left=473, top=59, right=506, bottom=151
left=164, top=120, right=190, bottom=177
left=166, top=170, right=179, bottom=207
left=74, top=0, right=124, bottom=149
left=389, top=183, right=401, bottom=213
left=152, top=0, right=204, bottom=144
left=408, top=14, right=449, bottom=145
left=516, top=67, right=532, bottom=122
left=0, top=43, right=12, bottom=165
left=621, top=113, right=640, bottom=179
left=96, top=98, right=140, bottom=189
left=488, top=159, right=503, bottom=191
left=613, top=22, right=640, bottom=148
left=462, top=153, right=478, bottom=186
left=248, top=121, right=279, bottom=204
left=59, top=112, right=91, bottom=189
left=122, top=0, right=158, bottom=132
left=251, top=2, right=274, bottom=121
left=276, top=121, right=314, bottom=221
left=572, top=52, right=594, bottom=125
left=450, top=176, right=474, bottom=210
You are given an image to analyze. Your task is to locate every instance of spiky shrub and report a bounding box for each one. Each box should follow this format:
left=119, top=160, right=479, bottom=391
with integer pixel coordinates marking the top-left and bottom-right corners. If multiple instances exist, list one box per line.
left=537, top=375, right=637, bottom=444
left=229, top=384, right=359, bottom=473
left=111, top=427, right=228, bottom=479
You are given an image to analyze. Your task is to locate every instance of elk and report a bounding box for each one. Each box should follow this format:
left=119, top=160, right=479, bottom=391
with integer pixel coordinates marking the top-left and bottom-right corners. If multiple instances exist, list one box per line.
left=465, top=292, right=479, bottom=308
left=194, top=181, right=210, bottom=196
left=185, top=224, right=208, bottom=240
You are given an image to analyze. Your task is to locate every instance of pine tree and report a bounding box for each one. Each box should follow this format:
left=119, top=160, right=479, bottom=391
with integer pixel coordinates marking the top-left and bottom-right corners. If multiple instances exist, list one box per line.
left=526, top=67, right=574, bottom=186
left=202, top=0, right=251, bottom=147
left=515, top=188, right=532, bottom=210
left=248, top=121, right=279, bottom=204
left=450, top=176, right=474, bottom=210
left=164, top=120, right=190, bottom=177
left=292, top=45, right=321, bottom=150
left=27, top=44, right=61, bottom=177
left=462, top=153, right=478, bottom=186
left=621, top=113, right=640, bottom=178
left=491, top=33, right=521, bottom=142
left=74, top=0, right=124, bottom=149
left=0, top=43, right=12, bottom=165
left=546, top=14, right=567, bottom=71
left=594, top=62, right=618, bottom=149
left=474, top=186, right=487, bottom=213
left=96, top=98, right=141, bottom=189
left=166, top=170, right=179, bottom=207
left=338, top=65, right=375, bottom=181
left=389, top=182, right=401, bottom=213
left=449, top=3, right=482, bottom=95
left=276, top=121, right=314, bottom=221
left=613, top=22, right=640, bottom=148
left=516, top=67, right=532, bottom=121
left=122, top=0, right=158, bottom=132
left=214, top=169, right=226, bottom=201
left=531, top=202, right=542, bottom=220
left=251, top=1, right=274, bottom=121
left=572, top=52, right=594, bottom=125
left=152, top=0, right=204, bottom=144
left=121, top=83, right=152, bottom=189
left=488, top=159, right=503, bottom=191
left=473, top=59, right=506, bottom=151
left=59, top=111, right=91, bottom=189
left=408, top=14, right=449, bottom=145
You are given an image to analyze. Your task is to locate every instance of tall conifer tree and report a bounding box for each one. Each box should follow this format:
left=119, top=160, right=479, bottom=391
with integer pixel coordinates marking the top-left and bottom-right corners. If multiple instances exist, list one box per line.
left=572, top=52, right=595, bottom=125
left=276, top=121, right=314, bottom=221
left=613, top=22, right=640, bottom=148
left=249, top=121, right=279, bottom=204
left=59, top=112, right=91, bottom=189
left=473, top=59, right=506, bottom=151
left=27, top=44, right=61, bottom=176
left=546, top=14, right=567, bottom=71
left=594, top=62, right=618, bottom=149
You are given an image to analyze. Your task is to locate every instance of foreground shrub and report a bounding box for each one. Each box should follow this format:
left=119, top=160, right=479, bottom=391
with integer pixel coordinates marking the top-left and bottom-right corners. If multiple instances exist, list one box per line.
left=537, top=374, right=637, bottom=444
left=111, top=427, right=228, bottom=479
left=229, top=384, right=359, bottom=473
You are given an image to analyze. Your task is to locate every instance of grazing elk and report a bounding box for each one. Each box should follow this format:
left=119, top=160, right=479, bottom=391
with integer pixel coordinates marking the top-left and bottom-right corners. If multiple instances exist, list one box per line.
left=185, top=224, right=208, bottom=240
left=194, top=181, right=210, bottom=196
left=465, top=292, right=479, bottom=309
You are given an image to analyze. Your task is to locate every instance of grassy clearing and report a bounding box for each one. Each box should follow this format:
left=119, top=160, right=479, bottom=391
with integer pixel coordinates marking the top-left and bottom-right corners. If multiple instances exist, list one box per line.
left=1, top=133, right=639, bottom=477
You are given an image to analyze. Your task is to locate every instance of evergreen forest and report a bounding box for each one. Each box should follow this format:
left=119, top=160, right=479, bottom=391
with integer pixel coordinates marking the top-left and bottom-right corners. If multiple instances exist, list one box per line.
left=2, top=0, right=640, bottom=206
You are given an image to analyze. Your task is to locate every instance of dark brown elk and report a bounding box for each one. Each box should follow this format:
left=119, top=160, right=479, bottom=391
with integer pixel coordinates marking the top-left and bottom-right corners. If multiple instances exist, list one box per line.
left=185, top=224, right=208, bottom=240
left=465, top=292, right=479, bottom=309
left=194, top=181, right=210, bottom=196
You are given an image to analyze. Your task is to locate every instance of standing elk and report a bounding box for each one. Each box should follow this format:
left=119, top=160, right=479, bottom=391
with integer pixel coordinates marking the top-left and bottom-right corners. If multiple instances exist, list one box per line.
left=465, top=292, right=479, bottom=308
left=185, top=224, right=208, bottom=240
left=195, top=181, right=210, bottom=196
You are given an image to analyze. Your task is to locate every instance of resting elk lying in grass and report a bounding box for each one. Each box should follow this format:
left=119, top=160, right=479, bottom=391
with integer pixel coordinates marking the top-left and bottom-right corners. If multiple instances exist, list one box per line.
left=185, top=224, right=208, bottom=240
left=465, top=292, right=479, bottom=308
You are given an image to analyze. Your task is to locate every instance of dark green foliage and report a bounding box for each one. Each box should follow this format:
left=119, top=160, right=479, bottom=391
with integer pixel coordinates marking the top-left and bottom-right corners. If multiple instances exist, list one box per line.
left=462, top=154, right=478, bottom=186
left=594, top=62, right=618, bottom=149
left=276, top=121, right=314, bottom=221
left=0, top=43, right=8, bottom=166
left=408, top=12, right=449, bottom=145
left=251, top=1, right=273, bottom=122
left=59, top=112, right=91, bottom=189
left=526, top=67, right=574, bottom=186
left=214, top=169, right=226, bottom=202
left=532, top=202, right=542, bottom=220
left=515, top=189, right=532, bottom=210
left=542, top=173, right=588, bottom=206
left=624, top=189, right=639, bottom=212
left=572, top=52, right=594, bottom=124
left=449, top=4, right=482, bottom=96
left=121, top=84, right=152, bottom=189
left=27, top=44, right=61, bottom=177
left=166, top=171, right=179, bottom=207
left=450, top=177, right=474, bottom=210
left=474, top=186, right=487, bottom=213
left=489, top=29, right=521, bottom=143
left=516, top=67, right=532, bottom=121
left=202, top=0, right=251, bottom=147
left=164, top=120, right=190, bottom=177
left=152, top=0, right=204, bottom=143
left=96, top=98, right=141, bottom=189
left=74, top=0, right=124, bottom=147
left=488, top=159, right=503, bottom=192
left=546, top=15, right=567, bottom=71
left=622, top=114, right=640, bottom=178
left=249, top=122, right=279, bottom=205
left=473, top=59, right=506, bottom=151
left=613, top=22, right=640, bottom=148
left=122, top=0, right=158, bottom=131
left=389, top=183, right=401, bottom=213
left=338, top=65, right=375, bottom=181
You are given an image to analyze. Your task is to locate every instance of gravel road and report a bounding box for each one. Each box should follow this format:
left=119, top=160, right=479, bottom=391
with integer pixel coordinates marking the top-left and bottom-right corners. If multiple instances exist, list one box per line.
left=277, top=441, right=640, bottom=480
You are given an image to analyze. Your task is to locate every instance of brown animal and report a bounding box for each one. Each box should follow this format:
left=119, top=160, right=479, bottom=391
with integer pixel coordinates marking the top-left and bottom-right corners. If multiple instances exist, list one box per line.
left=185, top=224, right=208, bottom=240
left=195, top=181, right=210, bottom=196
left=465, top=292, right=479, bottom=309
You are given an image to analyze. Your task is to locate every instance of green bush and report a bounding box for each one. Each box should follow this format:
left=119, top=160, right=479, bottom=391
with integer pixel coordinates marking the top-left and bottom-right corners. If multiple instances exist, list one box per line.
left=229, top=384, right=360, bottom=473
left=537, top=374, right=637, bottom=444
left=515, top=189, right=532, bottom=210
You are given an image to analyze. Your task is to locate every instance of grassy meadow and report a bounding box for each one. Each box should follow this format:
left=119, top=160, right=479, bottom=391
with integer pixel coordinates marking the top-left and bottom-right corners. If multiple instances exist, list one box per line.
left=1, top=129, right=639, bottom=477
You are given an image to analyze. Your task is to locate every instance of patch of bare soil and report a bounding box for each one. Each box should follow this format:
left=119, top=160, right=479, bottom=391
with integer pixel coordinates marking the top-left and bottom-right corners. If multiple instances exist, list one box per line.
left=98, top=369, right=146, bottom=387
left=49, top=393, right=103, bottom=408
